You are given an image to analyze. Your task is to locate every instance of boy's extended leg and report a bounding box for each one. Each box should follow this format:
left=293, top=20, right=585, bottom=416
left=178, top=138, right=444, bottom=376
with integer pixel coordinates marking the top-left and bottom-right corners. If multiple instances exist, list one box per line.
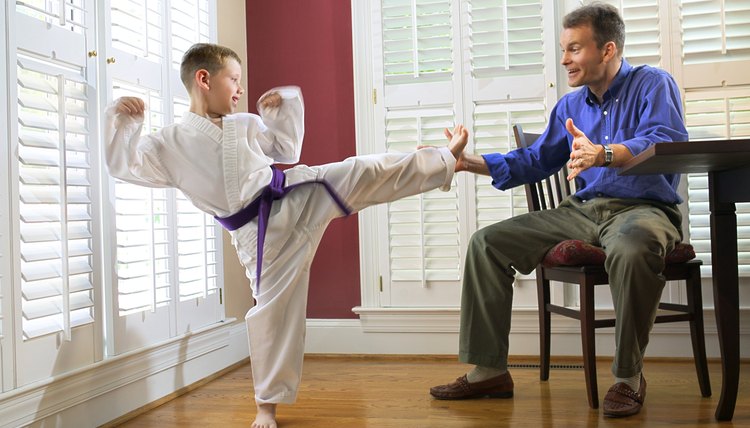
left=302, top=124, right=466, bottom=218
left=242, top=130, right=466, bottom=423
left=310, top=146, right=457, bottom=217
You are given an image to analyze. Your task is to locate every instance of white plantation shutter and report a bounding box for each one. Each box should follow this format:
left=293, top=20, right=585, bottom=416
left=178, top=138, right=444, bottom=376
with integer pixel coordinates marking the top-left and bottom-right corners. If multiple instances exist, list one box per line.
left=170, top=0, right=211, bottom=70
left=617, top=1, right=668, bottom=67
left=372, top=0, right=462, bottom=307
left=681, top=0, right=750, bottom=65
left=466, top=2, right=551, bottom=237
left=684, top=91, right=750, bottom=277
left=680, top=0, right=750, bottom=88
left=0, top=3, right=8, bottom=391
left=363, top=0, right=556, bottom=308
left=467, top=0, right=544, bottom=77
left=108, top=80, right=174, bottom=351
left=677, top=0, right=750, bottom=278
left=175, top=197, right=219, bottom=301
left=105, top=2, right=222, bottom=353
left=110, top=0, right=164, bottom=60
left=16, top=0, right=86, bottom=34
left=10, top=0, right=100, bottom=387
left=384, top=109, right=461, bottom=283
left=381, top=0, right=453, bottom=83
left=473, top=102, right=547, bottom=229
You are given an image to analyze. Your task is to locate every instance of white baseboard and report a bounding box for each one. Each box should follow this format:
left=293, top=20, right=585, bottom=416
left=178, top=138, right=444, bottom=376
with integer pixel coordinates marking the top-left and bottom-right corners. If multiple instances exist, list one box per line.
left=307, top=307, right=750, bottom=359
left=0, top=319, right=249, bottom=428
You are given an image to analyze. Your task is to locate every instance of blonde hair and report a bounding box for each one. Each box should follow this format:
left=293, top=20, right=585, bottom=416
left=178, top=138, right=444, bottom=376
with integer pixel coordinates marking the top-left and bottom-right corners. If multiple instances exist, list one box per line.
left=180, top=43, right=242, bottom=90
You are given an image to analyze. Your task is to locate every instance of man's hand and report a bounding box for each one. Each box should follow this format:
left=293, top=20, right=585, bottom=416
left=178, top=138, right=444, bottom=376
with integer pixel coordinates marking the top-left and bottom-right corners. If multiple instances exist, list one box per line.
left=115, top=97, right=146, bottom=116
left=259, top=91, right=282, bottom=109
left=566, top=118, right=603, bottom=181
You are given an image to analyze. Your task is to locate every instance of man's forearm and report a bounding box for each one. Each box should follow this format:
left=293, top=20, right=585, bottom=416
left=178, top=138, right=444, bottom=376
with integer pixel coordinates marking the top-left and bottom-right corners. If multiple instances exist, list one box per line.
left=459, top=153, right=492, bottom=175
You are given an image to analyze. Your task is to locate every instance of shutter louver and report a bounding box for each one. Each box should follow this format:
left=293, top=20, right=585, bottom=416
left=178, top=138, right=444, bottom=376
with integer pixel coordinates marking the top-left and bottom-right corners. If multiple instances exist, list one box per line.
left=176, top=196, right=219, bottom=300
left=110, top=0, right=163, bottom=60
left=112, top=83, right=171, bottom=315
left=620, top=2, right=663, bottom=67
left=473, top=102, right=546, bottom=229
left=385, top=108, right=461, bottom=284
left=684, top=91, right=750, bottom=276
left=16, top=55, right=94, bottom=340
left=16, top=0, right=86, bottom=33
left=170, top=0, right=210, bottom=70
left=682, top=0, right=750, bottom=65
left=381, top=0, right=453, bottom=83
left=467, top=0, right=543, bottom=78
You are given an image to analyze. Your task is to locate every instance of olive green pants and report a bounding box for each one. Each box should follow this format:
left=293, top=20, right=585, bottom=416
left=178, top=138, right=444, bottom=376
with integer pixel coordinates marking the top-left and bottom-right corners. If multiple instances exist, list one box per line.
left=459, top=196, right=682, bottom=378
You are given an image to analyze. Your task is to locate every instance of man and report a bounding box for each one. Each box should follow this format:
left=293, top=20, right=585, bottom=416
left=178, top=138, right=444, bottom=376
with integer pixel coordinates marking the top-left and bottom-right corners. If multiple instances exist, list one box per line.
left=430, top=2, right=688, bottom=418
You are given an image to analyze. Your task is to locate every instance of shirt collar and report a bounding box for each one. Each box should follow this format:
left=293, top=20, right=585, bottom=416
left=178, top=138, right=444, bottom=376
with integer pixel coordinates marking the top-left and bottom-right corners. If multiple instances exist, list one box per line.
left=182, top=111, right=224, bottom=142
left=585, top=58, right=632, bottom=106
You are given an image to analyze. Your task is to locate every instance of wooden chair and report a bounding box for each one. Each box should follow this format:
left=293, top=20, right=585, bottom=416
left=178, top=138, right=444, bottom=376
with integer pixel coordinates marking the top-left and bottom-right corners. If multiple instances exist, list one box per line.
left=512, top=123, right=711, bottom=409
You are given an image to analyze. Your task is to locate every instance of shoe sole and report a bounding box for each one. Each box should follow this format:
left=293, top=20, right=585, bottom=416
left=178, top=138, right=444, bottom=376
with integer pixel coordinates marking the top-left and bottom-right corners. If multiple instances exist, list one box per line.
left=603, top=408, right=641, bottom=418
left=430, top=391, right=514, bottom=400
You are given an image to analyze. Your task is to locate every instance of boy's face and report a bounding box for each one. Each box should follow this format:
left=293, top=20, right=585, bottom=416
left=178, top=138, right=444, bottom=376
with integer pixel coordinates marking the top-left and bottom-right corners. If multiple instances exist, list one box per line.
left=207, top=58, right=244, bottom=116
left=559, top=24, right=610, bottom=94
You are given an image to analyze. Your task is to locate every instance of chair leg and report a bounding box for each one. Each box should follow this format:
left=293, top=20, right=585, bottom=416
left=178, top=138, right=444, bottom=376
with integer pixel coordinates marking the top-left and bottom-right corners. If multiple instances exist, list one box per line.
left=580, top=280, right=599, bottom=409
left=686, top=265, right=712, bottom=397
left=537, top=273, right=551, bottom=381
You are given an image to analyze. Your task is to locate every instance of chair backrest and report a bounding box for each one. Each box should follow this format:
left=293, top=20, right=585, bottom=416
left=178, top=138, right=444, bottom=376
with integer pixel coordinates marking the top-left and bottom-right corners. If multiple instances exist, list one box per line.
left=512, top=124, right=572, bottom=212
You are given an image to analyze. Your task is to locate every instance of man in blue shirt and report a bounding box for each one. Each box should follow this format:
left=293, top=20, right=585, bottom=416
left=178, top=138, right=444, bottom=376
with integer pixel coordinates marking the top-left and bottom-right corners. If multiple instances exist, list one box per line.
left=430, top=3, right=688, bottom=418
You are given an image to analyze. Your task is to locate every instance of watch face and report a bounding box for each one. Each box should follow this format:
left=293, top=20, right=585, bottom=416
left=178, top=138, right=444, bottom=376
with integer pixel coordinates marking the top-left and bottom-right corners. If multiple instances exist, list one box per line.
left=604, top=146, right=613, bottom=166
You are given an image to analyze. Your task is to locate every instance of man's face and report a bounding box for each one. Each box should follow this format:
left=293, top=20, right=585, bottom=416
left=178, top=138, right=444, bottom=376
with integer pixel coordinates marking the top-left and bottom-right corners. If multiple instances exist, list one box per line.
left=559, top=24, right=609, bottom=94
left=207, top=58, right=244, bottom=115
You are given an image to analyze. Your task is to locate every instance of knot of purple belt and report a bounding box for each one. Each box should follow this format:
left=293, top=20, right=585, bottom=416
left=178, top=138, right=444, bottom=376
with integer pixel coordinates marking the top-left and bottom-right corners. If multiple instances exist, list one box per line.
left=214, top=166, right=352, bottom=293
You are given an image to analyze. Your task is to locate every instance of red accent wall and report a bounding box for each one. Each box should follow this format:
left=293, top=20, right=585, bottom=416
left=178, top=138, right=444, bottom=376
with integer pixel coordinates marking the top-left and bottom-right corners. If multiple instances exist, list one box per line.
left=245, top=1, right=360, bottom=318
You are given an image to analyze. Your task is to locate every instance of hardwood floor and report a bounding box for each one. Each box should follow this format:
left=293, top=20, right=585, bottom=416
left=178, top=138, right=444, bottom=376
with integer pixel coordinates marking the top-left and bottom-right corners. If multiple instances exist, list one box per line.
left=113, top=355, right=749, bottom=427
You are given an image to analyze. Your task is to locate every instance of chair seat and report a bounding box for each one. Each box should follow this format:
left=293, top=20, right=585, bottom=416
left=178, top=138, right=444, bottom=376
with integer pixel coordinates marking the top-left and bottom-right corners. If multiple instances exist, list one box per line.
left=542, top=240, right=696, bottom=268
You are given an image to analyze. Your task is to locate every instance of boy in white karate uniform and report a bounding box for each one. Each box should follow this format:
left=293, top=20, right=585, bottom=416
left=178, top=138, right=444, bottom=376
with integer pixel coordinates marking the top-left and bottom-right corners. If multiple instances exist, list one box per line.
left=105, top=43, right=468, bottom=428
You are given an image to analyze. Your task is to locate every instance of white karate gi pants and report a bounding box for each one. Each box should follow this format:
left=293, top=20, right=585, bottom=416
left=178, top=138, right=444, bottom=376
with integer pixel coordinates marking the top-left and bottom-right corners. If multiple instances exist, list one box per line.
left=236, top=147, right=455, bottom=404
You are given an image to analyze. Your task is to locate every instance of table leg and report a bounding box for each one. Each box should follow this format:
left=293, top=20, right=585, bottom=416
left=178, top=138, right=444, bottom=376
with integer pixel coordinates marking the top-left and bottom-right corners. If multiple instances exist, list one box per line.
left=709, top=171, right=740, bottom=421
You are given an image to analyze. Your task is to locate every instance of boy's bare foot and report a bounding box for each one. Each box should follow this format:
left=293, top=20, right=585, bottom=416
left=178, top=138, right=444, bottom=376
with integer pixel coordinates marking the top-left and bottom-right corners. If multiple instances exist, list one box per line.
left=252, top=403, right=277, bottom=428
left=445, top=124, right=469, bottom=160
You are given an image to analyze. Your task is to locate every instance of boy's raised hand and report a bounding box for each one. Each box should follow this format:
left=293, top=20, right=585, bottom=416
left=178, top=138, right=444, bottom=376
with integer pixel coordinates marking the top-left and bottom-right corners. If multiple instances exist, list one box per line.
left=115, top=97, right=146, bottom=117
left=259, top=91, right=282, bottom=109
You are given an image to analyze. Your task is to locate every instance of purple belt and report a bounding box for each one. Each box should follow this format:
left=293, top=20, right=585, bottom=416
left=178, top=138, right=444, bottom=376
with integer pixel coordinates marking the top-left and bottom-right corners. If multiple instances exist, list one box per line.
left=214, top=166, right=351, bottom=292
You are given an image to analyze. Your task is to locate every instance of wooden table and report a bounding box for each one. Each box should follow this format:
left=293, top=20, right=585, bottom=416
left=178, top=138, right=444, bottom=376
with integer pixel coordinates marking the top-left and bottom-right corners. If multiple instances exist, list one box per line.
left=621, top=139, right=750, bottom=421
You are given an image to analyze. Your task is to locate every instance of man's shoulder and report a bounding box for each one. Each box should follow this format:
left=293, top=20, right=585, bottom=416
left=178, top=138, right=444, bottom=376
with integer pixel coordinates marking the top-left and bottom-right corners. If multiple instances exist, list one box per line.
left=628, top=63, right=675, bottom=84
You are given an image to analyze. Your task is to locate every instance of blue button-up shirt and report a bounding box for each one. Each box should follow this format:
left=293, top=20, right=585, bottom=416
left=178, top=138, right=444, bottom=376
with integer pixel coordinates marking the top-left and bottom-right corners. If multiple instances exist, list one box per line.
left=483, top=59, right=688, bottom=205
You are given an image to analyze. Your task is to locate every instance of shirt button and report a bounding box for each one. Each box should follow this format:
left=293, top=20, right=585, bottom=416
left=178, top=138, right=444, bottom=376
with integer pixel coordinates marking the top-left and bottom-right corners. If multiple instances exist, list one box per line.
left=597, top=193, right=603, bottom=197
left=605, top=136, right=609, bottom=140
left=603, top=111, right=608, bottom=115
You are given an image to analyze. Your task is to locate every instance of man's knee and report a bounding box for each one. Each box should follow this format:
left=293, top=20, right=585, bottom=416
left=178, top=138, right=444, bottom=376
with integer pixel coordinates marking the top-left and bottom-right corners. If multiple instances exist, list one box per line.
left=605, top=239, right=666, bottom=274
left=469, top=222, right=514, bottom=254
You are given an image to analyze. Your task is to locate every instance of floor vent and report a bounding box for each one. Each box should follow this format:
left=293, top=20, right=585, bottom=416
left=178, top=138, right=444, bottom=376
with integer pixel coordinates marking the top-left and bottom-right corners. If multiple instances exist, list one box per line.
left=507, top=363, right=584, bottom=370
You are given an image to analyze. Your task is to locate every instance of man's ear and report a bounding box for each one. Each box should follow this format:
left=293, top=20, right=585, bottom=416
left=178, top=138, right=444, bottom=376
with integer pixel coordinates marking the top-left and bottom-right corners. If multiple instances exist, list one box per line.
left=602, top=41, right=618, bottom=62
left=194, top=69, right=210, bottom=90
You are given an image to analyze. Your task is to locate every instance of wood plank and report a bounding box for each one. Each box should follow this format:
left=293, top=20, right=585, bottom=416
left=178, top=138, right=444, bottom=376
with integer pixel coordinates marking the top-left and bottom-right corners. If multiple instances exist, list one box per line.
left=112, top=355, right=750, bottom=427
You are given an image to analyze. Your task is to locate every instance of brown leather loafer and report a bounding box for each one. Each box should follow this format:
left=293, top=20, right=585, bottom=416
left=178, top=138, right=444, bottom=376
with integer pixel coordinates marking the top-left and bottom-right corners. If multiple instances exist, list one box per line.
left=603, top=376, right=646, bottom=418
left=430, top=372, right=514, bottom=400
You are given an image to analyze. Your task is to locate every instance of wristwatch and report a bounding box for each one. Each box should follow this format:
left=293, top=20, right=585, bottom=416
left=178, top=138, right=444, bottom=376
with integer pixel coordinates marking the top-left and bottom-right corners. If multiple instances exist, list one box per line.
left=602, top=144, right=613, bottom=167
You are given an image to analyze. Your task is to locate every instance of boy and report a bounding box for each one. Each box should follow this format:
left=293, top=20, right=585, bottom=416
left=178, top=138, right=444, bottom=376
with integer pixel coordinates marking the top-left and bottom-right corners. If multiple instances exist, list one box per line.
left=105, top=43, right=468, bottom=428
